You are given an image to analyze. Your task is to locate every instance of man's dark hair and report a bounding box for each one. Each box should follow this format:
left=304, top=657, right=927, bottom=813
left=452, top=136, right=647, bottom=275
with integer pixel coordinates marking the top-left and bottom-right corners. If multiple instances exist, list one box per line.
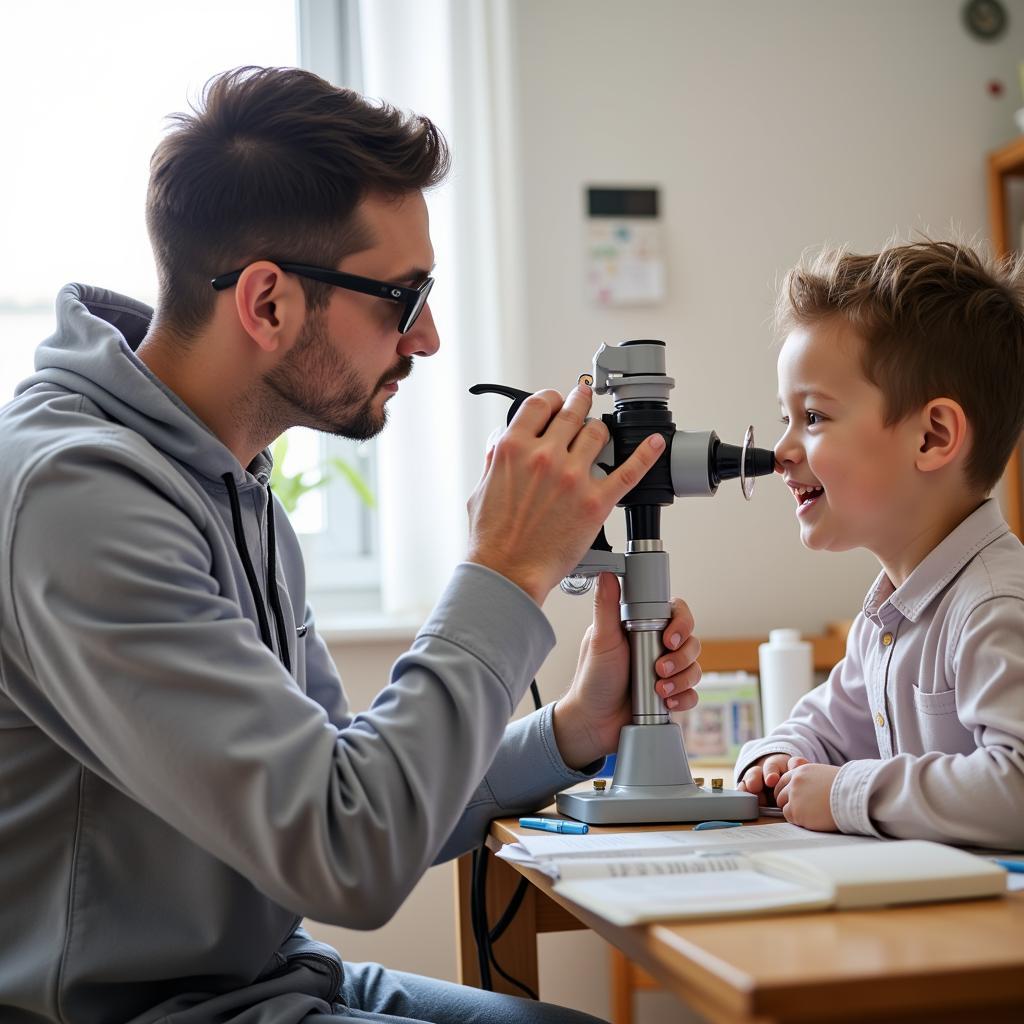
left=777, top=240, right=1024, bottom=493
left=145, top=65, right=450, bottom=336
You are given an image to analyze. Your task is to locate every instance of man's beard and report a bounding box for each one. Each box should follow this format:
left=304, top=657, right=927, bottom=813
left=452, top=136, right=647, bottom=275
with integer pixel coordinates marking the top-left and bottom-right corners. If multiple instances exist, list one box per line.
left=263, top=310, right=411, bottom=441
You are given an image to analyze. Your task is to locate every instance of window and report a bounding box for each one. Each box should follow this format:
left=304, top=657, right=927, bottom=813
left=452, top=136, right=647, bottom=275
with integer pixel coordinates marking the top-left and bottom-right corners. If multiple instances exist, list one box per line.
left=0, top=0, right=380, bottom=615
left=4, top=1, right=518, bottom=627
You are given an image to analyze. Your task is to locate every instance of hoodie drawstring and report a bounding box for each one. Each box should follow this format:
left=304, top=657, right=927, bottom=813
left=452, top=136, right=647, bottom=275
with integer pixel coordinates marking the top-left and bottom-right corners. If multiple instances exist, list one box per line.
left=222, top=473, right=292, bottom=672
left=263, top=486, right=292, bottom=670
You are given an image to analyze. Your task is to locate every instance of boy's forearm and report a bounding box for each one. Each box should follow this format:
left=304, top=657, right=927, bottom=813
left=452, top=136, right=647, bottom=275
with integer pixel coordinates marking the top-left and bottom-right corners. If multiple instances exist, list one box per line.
left=736, top=692, right=866, bottom=778
left=831, top=749, right=1024, bottom=849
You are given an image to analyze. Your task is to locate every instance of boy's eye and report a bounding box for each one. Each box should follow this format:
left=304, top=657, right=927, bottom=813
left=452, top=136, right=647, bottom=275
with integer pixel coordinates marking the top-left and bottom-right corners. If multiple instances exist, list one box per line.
left=778, top=412, right=823, bottom=427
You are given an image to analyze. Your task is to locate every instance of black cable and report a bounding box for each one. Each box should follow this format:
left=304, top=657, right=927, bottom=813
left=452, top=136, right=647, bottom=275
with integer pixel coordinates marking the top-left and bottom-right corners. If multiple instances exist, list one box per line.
left=490, top=961, right=538, bottom=1001
left=470, top=849, right=492, bottom=990
left=488, top=877, right=530, bottom=944
left=471, top=678, right=544, bottom=1000
left=475, top=843, right=538, bottom=1000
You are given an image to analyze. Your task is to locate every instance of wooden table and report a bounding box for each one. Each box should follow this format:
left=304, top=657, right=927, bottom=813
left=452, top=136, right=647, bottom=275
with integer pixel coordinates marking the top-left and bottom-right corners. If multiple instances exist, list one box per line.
left=454, top=817, right=1024, bottom=1024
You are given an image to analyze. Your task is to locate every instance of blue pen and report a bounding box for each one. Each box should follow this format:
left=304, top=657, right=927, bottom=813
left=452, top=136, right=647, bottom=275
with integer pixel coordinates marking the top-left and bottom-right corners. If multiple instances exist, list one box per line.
left=518, top=817, right=589, bottom=835
left=993, top=858, right=1024, bottom=873
left=693, top=820, right=742, bottom=831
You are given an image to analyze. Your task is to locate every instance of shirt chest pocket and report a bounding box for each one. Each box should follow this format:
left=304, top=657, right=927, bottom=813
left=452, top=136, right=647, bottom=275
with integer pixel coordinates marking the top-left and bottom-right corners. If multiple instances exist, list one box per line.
left=911, top=686, right=970, bottom=753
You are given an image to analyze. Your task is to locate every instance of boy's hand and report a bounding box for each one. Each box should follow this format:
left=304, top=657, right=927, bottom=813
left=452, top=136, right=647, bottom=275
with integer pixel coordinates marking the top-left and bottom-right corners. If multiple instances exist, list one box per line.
left=552, top=573, right=699, bottom=770
left=774, top=763, right=840, bottom=831
left=466, top=384, right=666, bottom=606
left=737, top=753, right=809, bottom=806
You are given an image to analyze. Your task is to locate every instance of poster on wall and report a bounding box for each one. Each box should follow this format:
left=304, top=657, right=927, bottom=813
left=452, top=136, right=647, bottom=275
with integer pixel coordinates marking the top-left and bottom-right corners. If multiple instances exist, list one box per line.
left=585, top=186, right=665, bottom=306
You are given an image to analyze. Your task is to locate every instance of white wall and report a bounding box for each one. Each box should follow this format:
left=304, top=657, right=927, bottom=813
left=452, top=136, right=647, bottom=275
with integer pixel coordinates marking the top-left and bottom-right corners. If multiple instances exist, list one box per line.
left=515, top=0, right=1024, bottom=651
left=309, top=3, right=1024, bottom=1022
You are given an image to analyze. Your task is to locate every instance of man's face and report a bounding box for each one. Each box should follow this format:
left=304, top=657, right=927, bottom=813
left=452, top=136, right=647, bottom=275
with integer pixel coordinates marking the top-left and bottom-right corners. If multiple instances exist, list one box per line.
left=774, top=318, right=923, bottom=562
left=264, top=190, right=438, bottom=440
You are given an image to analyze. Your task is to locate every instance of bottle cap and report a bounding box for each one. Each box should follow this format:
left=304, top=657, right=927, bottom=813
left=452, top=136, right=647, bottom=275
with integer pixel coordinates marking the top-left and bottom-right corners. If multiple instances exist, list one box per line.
left=768, top=628, right=802, bottom=645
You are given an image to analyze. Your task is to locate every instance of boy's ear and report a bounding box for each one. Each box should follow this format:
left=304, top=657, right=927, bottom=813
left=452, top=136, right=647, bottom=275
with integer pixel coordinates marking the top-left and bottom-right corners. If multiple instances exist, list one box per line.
left=915, top=398, right=968, bottom=474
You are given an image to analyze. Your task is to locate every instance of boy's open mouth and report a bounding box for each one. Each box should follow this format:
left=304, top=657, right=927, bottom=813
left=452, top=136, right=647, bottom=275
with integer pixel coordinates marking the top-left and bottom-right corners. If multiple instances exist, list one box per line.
left=792, top=483, right=824, bottom=512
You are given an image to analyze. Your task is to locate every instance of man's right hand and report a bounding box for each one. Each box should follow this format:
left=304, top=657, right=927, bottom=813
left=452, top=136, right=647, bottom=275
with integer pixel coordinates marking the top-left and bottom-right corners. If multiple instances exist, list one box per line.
left=465, top=383, right=666, bottom=606
left=737, top=753, right=810, bottom=806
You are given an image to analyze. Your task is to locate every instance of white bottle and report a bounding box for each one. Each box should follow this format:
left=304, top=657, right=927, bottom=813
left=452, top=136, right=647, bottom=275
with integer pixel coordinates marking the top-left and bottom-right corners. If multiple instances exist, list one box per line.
left=758, top=629, right=813, bottom=734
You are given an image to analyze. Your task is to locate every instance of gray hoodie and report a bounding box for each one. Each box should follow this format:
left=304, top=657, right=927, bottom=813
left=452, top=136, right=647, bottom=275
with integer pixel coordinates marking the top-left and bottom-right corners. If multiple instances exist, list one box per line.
left=0, top=284, right=594, bottom=1024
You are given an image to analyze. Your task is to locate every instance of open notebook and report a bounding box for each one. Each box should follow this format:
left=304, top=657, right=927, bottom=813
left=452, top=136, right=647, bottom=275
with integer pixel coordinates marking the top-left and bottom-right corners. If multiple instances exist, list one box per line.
left=498, top=823, right=1007, bottom=926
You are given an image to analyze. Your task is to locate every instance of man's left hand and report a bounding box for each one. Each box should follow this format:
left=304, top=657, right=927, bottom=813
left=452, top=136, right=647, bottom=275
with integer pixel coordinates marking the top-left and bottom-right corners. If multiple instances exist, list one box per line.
left=551, top=573, right=700, bottom=771
left=773, top=763, right=840, bottom=831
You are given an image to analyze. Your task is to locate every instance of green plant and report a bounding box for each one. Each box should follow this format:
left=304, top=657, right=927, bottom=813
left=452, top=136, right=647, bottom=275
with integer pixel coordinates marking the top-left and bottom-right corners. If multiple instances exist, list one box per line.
left=269, top=434, right=375, bottom=516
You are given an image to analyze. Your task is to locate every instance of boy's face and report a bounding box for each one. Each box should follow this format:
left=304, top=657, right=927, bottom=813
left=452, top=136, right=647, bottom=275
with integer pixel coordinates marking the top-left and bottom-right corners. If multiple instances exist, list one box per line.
left=775, top=318, right=924, bottom=563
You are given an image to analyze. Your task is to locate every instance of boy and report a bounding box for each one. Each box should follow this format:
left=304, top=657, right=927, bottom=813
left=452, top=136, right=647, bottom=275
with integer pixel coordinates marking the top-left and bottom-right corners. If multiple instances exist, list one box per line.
left=736, top=240, right=1024, bottom=851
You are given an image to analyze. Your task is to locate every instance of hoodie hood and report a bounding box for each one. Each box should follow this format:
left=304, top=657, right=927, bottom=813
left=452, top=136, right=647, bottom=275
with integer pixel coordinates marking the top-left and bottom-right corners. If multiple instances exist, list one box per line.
left=18, top=282, right=269, bottom=486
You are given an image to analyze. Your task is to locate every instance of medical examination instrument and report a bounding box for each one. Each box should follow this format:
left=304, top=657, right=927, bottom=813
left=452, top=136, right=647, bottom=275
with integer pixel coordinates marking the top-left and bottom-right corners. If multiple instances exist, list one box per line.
left=472, top=340, right=775, bottom=825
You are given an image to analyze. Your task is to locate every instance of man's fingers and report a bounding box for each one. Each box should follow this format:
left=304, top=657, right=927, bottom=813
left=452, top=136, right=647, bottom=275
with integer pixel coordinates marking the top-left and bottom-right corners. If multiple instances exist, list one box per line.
left=662, top=599, right=696, bottom=651
left=544, top=383, right=595, bottom=446
left=588, top=573, right=624, bottom=652
left=505, top=389, right=564, bottom=438
left=788, top=755, right=809, bottom=770
left=655, top=660, right=700, bottom=708
left=568, top=415, right=611, bottom=462
left=664, top=685, right=698, bottom=713
left=602, top=433, right=666, bottom=503
left=656, top=634, right=700, bottom=679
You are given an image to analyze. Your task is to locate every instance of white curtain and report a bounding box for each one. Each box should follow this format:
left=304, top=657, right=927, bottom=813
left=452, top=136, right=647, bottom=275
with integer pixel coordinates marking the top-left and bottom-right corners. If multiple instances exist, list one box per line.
left=299, top=0, right=528, bottom=614
left=303, top=0, right=529, bottom=619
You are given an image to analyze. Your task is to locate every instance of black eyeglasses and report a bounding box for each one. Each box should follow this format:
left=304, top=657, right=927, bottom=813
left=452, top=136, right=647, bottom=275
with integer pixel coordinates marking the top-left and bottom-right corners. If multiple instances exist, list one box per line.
left=211, top=261, right=434, bottom=335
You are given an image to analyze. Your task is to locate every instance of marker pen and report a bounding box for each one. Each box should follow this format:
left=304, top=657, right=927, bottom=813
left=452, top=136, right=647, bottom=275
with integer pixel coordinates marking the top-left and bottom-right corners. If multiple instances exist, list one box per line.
left=993, top=858, right=1024, bottom=873
left=518, top=817, right=589, bottom=835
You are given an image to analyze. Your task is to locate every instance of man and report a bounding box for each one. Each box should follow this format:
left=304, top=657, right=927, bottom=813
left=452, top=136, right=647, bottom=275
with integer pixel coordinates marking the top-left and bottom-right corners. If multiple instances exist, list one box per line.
left=0, top=67, right=699, bottom=1024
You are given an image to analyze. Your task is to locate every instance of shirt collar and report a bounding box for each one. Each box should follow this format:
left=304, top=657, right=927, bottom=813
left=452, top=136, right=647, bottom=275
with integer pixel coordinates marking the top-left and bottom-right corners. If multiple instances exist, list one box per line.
left=862, top=498, right=1008, bottom=626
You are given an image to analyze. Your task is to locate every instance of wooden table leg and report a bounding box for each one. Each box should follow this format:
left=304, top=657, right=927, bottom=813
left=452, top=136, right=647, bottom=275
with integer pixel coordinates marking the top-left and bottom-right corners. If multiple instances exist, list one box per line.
left=454, top=848, right=539, bottom=997
left=609, top=948, right=634, bottom=1024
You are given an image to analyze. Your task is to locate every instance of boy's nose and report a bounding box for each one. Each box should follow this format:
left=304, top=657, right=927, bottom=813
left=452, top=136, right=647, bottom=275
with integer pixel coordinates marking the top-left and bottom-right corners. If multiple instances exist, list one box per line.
left=773, top=430, right=801, bottom=469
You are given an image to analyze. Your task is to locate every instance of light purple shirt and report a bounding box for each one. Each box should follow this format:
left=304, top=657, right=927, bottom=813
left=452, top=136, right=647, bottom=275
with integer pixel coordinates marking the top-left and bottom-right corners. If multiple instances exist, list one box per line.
left=736, top=498, right=1024, bottom=850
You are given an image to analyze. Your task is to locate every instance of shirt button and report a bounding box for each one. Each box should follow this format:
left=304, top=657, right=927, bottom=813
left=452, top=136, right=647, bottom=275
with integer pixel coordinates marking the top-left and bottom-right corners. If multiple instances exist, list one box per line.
left=875, top=711, right=885, bottom=728
left=882, top=632, right=893, bottom=646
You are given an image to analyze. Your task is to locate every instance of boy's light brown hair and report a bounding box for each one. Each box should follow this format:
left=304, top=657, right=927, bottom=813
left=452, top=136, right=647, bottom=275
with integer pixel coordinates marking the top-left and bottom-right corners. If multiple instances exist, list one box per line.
left=777, top=240, right=1024, bottom=493
left=146, top=66, right=450, bottom=338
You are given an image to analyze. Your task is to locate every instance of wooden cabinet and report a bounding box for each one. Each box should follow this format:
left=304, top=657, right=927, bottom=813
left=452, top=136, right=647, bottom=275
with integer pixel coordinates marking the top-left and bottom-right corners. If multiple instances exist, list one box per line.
left=987, top=136, right=1024, bottom=539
